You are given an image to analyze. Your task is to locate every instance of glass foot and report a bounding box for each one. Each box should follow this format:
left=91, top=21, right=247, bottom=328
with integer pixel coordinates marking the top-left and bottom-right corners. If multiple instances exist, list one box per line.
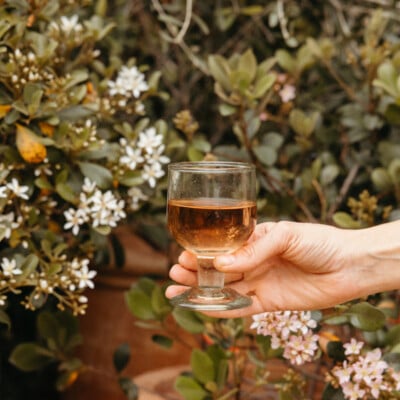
left=170, top=287, right=252, bottom=311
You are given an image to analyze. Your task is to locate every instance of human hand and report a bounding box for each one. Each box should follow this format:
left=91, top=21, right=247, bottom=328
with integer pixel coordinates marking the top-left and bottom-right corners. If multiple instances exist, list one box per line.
left=165, top=221, right=366, bottom=318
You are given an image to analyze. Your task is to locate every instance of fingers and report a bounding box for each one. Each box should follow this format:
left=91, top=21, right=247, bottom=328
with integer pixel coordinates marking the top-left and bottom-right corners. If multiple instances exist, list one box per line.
left=165, top=284, right=190, bottom=299
left=214, top=221, right=291, bottom=273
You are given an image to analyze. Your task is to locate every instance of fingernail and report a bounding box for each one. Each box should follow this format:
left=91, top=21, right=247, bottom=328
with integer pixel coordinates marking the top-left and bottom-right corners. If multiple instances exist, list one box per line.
left=215, top=255, right=235, bottom=268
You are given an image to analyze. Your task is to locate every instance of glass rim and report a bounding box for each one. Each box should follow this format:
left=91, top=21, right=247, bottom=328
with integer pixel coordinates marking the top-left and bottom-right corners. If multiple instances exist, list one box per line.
left=168, top=161, right=255, bottom=172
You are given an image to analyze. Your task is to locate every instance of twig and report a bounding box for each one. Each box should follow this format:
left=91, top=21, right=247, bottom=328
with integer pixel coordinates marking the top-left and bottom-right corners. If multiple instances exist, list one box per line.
left=327, top=164, right=360, bottom=222
left=172, top=0, right=193, bottom=44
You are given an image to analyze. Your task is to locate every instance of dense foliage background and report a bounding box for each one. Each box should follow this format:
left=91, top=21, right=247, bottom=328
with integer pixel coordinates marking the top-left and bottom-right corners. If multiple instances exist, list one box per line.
left=2, top=0, right=400, bottom=399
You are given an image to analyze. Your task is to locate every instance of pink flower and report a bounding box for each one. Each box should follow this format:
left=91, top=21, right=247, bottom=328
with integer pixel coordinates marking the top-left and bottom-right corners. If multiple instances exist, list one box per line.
left=344, top=338, right=363, bottom=356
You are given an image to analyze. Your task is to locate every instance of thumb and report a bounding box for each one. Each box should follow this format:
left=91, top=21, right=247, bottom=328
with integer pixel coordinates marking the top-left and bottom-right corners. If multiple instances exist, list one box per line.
left=214, top=222, right=290, bottom=272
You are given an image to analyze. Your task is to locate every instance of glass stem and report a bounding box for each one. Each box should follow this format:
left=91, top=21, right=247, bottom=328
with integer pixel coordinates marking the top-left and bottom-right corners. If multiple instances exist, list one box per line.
left=197, top=256, right=224, bottom=289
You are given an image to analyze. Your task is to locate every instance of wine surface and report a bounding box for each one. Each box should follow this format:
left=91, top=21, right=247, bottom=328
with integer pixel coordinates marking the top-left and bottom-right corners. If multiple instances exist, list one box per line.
left=168, top=198, right=256, bottom=256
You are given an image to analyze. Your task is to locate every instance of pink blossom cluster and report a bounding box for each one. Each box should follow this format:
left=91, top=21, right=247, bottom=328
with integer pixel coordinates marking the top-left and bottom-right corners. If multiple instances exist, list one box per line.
left=251, top=311, right=319, bottom=365
left=330, top=338, right=400, bottom=399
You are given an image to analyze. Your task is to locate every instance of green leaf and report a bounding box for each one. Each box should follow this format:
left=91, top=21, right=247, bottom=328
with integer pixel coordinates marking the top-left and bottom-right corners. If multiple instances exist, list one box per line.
left=320, top=164, right=340, bottom=185
left=19, top=254, right=39, bottom=280
left=172, top=308, right=205, bottom=333
left=152, top=334, right=173, bottom=349
left=151, top=285, right=173, bottom=317
left=125, top=288, right=156, bottom=320
left=191, top=349, right=215, bottom=384
left=238, top=48, right=257, bottom=83
left=0, top=309, right=11, bottom=330
left=347, top=302, right=386, bottom=331
left=289, top=109, right=319, bottom=137
left=371, top=167, right=393, bottom=191
left=275, top=49, right=296, bottom=74
left=385, top=325, right=400, bottom=347
left=78, top=162, right=113, bottom=189
left=118, top=376, right=139, bottom=400
left=388, top=158, right=400, bottom=184
left=113, top=343, right=131, bottom=373
left=208, top=55, right=232, bottom=92
left=56, top=182, right=78, bottom=204
left=332, top=212, right=361, bottom=229
left=322, top=383, right=345, bottom=400
left=9, top=343, right=54, bottom=372
left=253, top=73, right=276, bottom=98
left=253, top=145, right=277, bottom=166
left=37, top=311, right=59, bottom=344
left=174, top=375, right=209, bottom=400
left=218, top=103, right=237, bottom=116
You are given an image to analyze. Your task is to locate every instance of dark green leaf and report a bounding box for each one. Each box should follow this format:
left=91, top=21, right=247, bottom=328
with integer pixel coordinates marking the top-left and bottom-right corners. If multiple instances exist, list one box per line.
left=0, top=309, right=11, bottom=330
left=322, top=384, right=345, bottom=400
left=347, top=302, right=386, bottom=331
left=152, top=334, right=173, bottom=349
left=9, top=343, right=54, bottom=372
left=113, top=343, right=131, bottom=373
left=326, top=341, right=346, bottom=362
left=119, top=377, right=139, bottom=400
left=78, top=162, right=113, bottom=189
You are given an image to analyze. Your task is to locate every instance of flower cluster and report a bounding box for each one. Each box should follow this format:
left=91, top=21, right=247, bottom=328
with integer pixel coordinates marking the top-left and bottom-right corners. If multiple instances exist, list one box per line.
left=64, top=178, right=126, bottom=235
left=329, top=339, right=400, bottom=399
left=0, top=255, right=96, bottom=315
left=251, top=311, right=319, bottom=365
left=119, top=127, right=170, bottom=189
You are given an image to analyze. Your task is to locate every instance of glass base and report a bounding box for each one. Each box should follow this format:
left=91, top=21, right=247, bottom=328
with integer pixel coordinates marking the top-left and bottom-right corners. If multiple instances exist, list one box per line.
left=170, top=287, right=252, bottom=311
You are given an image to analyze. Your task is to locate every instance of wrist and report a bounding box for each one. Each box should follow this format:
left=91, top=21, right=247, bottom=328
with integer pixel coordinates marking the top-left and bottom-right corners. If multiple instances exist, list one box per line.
left=347, top=221, right=400, bottom=298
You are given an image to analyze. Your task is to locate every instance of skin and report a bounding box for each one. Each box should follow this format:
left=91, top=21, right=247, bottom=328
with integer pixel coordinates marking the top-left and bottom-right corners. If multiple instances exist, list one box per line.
left=165, top=220, right=400, bottom=318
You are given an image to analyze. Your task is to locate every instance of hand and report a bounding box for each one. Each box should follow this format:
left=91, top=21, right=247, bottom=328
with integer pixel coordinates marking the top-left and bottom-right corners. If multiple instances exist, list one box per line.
left=165, top=221, right=369, bottom=318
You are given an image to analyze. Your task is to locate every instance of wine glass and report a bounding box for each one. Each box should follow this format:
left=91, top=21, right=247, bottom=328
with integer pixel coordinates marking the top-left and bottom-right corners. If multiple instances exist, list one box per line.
left=167, top=161, right=257, bottom=310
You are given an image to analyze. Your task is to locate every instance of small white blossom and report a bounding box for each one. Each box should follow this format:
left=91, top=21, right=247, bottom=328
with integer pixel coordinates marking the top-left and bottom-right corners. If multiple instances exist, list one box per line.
left=145, top=144, right=170, bottom=165
left=142, top=162, right=165, bottom=188
left=1, top=258, right=22, bottom=277
left=82, top=178, right=97, bottom=194
left=74, top=263, right=97, bottom=289
left=0, top=186, right=7, bottom=198
left=7, top=178, right=29, bottom=200
left=137, top=127, right=163, bottom=154
left=108, top=66, right=148, bottom=98
left=120, top=144, right=145, bottom=170
left=59, top=15, right=83, bottom=35
left=64, top=208, right=87, bottom=235
left=128, top=187, right=148, bottom=210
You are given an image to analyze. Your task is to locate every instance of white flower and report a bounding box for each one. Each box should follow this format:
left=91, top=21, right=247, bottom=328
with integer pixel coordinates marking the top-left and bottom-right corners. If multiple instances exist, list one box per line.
left=108, top=66, right=148, bottom=98
left=1, top=258, right=22, bottom=277
left=7, top=178, right=29, bottom=200
left=145, top=144, right=170, bottom=165
left=128, top=187, right=148, bottom=210
left=64, top=208, right=87, bottom=235
left=59, top=15, right=83, bottom=35
left=0, top=212, right=19, bottom=239
left=74, top=264, right=97, bottom=289
left=137, top=127, right=163, bottom=153
left=82, top=178, right=97, bottom=193
left=0, top=186, right=7, bottom=198
left=142, top=162, right=165, bottom=188
left=120, top=145, right=145, bottom=170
